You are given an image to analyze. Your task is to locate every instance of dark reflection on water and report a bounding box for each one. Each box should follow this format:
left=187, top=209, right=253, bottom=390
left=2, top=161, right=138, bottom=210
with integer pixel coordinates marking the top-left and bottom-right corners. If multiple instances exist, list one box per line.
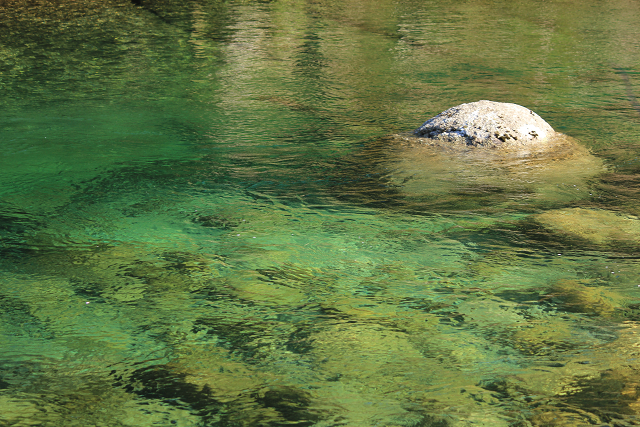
left=3, top=0, right=640, bottom=425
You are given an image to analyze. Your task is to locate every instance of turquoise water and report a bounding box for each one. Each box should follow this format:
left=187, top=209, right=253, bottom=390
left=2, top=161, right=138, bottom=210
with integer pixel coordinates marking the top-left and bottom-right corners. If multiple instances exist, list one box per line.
left=2, top=0, right=640, bottom=425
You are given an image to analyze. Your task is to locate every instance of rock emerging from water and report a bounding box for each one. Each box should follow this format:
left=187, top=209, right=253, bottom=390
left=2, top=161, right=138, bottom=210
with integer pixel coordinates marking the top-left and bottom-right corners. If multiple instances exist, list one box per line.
left=413, top=100, right=557, bottom=149
left=355, top=100, right=608, bottom=211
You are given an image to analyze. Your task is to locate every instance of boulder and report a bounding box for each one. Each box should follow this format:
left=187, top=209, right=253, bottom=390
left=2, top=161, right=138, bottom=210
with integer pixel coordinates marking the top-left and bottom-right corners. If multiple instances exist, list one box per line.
left=534, top=208, right=640, bottom=247
left=336, top=101, right=605, bottom=212
left=413, top=100, right=557, bottom=149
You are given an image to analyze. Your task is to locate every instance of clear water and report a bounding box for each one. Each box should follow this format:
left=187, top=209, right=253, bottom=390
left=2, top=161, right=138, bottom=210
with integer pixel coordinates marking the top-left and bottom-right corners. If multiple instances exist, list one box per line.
left=2, top=0, right=640, bottom=425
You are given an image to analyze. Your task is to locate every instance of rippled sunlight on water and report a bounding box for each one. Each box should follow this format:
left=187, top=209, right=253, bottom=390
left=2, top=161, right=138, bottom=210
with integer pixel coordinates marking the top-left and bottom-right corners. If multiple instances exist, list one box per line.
left=2, top=0, right=640, bottom=425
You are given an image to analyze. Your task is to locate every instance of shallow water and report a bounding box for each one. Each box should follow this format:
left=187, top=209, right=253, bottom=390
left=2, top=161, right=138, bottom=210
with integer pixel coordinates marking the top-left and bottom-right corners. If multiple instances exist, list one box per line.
left=2, top=0, right=640, bottom=425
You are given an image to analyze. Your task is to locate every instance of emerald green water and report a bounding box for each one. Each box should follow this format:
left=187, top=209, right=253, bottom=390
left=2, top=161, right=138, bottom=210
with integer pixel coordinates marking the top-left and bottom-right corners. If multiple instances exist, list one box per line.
left=2, top=0, right=640, bottom=425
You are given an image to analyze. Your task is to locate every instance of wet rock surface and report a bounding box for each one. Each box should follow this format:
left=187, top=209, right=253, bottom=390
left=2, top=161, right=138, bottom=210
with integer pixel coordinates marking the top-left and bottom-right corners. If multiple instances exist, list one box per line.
left=413, top=100, right=557, bottom=148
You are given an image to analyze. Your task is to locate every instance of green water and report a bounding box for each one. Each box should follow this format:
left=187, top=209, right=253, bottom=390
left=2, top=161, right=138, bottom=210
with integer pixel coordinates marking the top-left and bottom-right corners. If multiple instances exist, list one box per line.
left=2, top=0, right=640, bottom=425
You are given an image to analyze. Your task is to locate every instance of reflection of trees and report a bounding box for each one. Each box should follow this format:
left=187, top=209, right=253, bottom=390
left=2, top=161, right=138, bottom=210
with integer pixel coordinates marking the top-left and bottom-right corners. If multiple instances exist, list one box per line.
left=181, top=0, right=640, bottom=136
left=3, top=0, right=639, bottom=125
left=0, top=0, right=232, bottom=105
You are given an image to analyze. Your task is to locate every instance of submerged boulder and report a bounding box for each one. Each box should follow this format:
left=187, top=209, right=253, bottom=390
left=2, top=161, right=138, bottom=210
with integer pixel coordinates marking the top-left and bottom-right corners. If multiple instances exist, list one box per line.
left=534, top=208, right=640, bottom=247
left=413, top=100, right=557, bottom=149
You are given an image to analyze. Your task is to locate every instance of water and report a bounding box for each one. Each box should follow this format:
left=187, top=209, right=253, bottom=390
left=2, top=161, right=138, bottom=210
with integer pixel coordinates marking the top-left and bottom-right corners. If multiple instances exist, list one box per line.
left=2, top=0, right=640, bottom=425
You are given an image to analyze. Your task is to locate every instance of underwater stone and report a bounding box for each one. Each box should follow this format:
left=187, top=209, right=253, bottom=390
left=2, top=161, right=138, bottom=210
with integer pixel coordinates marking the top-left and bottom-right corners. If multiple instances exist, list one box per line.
left=414, top=100, right=556, bottom=148
left=535, top=208, right=640, bottom=247
left=547, top=279, right=623, bottom=317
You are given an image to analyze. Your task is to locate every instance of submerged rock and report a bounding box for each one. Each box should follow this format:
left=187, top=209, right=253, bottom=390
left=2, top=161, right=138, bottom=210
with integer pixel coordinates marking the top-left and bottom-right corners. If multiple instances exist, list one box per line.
left=546, top=279, right=624, bottom=317
left=534, top=208, right=640, bottom=247
left=413, top=100, right=557, bottom=149
left=378, top=132, right=603, bottom=210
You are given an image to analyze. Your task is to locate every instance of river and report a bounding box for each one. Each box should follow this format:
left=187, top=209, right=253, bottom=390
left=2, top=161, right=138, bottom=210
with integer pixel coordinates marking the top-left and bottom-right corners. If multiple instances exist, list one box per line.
left=1, top=0, right=640, bottom=425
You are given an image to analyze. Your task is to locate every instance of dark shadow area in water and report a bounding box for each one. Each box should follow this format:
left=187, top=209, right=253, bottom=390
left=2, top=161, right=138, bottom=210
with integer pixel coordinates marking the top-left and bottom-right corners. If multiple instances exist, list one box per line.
left=123, top=366, right=225, bottom=422
left=557, top=371, right=640, bottom=425
left=122, top=365, right=324, bottom=426
left=0, top=294, right=54, bottom=340
left=0, top=203, right=42, bottom=259
left=613, top=66, right=640, bottom=118
left=587, top=144, right=640, bottom=217
left=130, top=0, right=237, bottom=41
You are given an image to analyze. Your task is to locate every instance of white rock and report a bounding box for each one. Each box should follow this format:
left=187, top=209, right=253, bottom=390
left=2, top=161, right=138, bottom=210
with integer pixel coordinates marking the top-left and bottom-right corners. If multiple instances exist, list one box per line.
left=414, top=100, right=557, bottom=148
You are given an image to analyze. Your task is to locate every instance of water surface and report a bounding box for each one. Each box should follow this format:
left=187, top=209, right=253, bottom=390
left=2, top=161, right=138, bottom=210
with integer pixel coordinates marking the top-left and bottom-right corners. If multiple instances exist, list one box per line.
left=2, top=0, right=640, bottom=425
